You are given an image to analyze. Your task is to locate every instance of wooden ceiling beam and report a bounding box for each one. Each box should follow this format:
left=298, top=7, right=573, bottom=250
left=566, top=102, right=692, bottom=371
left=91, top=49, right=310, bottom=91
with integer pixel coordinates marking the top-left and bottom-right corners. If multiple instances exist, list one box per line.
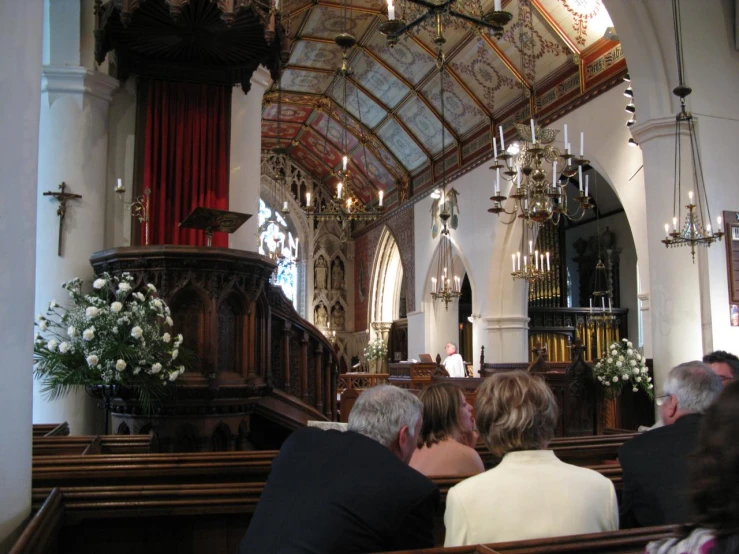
left=529, top=0, right=581, bottom=56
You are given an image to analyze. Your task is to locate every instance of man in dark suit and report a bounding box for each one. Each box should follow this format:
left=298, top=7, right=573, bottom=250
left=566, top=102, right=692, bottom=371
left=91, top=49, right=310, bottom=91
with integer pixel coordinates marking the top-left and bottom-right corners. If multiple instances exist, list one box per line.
left=239, top=385, right=439, bottom=553
left=619, top=361, right=723, bottom=528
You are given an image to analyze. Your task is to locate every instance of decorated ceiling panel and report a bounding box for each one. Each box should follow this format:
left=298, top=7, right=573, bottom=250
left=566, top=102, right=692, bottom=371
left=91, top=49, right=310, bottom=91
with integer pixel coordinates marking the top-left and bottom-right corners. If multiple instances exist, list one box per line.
left=266, top=0, right=622, bottom=206
left=376, top=119, right=428, bottom=171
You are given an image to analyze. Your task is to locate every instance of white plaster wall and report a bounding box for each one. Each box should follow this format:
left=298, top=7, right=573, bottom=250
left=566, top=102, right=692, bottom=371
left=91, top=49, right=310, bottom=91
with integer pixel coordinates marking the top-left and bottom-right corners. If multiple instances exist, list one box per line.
left=0, top=0, right=43, bottom=545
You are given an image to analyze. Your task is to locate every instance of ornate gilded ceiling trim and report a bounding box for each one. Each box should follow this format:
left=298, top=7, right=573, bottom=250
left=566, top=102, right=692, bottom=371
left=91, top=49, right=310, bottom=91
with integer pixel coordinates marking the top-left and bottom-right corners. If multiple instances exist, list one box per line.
left=530, top=0, right=581, bottom=56
left=479, top=33, right=530, bottom=90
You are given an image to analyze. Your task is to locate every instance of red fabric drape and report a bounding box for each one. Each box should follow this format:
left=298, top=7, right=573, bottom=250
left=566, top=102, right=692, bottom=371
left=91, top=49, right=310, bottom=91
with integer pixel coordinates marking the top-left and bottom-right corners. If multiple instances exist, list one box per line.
left=142, top=81, right=232, bottom=247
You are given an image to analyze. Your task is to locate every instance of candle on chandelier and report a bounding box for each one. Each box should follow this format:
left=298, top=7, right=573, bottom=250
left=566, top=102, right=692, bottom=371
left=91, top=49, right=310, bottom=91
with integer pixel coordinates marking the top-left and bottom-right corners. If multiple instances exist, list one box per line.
left=718, top=216, right=723, bottom=227
left=342, top=155, right=348, bottom=172
left=517, top=166, right=522, bottom=190
left=387, top=0, right=395, bottom=20
left=688, top=190, right=694, bottom=203
left=306, top=192, right=311, bottom=206
left=673, top=216, right=678, bottom=232
left=455, top=276, right=461, bottom=289
left=553, top=161, right=558, bottom=186
left=379, top=190, right=384, bottom=206
left=546, top=251, right=550, bottom=271
left=346, top=198, right=352, bottom=211
left=535, top=250, right=539, bottom=270
left=585, top=175, right=589, bottom=197
left=580, top=132, right=584, bottom=157
left=295, top=237, right=299, bottom=255
left=706, top=223, right=712, bottom=233
left=608, top=297, right=612, bottom=311
left=517, top=251, right=521, bottom=271
left=589, top=298, right=593, bottom=313
left=664, top=223, right=670, bottom=237
left=540, top=254, right=544, bottom=272
left=495, top=168, right=500, bottom=194
left=283, top=201, right=288, bottom=211
left=578, top=165, right=583, bottom=192
left=494, top=0, right=501, bottom=10
left=499, top=125, right=505, bottom=150
left=524, top=255, right=528, bottom=269
left=564, top=124, right=568, bottom=150
left=493, top=137, right=498, bottom=158
left=512, top=253, right=516, bottom=273
left=529, top=240, right=533, bottom=255
left=115, top=178, right=123, bottom=192
left=601, top=297, right=605, bottom=310
left=432, top=277, right=437, bottom=293
left=530, top=119, right=536, bottom=144
left=337, top=182, right=343, bottom=199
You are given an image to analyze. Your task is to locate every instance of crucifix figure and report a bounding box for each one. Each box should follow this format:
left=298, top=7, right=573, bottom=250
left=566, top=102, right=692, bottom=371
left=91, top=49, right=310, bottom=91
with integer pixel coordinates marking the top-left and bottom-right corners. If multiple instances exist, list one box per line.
left=43, top=182, right=82, bottom=257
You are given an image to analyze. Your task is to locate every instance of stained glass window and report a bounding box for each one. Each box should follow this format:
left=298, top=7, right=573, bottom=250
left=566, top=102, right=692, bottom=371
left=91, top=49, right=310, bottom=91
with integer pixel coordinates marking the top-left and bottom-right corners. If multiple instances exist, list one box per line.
left=258, top=199, right=299, bottom=307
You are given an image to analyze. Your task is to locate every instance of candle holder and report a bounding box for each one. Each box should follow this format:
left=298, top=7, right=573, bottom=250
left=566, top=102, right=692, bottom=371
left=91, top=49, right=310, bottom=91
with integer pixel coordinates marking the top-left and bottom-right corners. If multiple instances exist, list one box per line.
left=116, top=185, right=151, bottom=246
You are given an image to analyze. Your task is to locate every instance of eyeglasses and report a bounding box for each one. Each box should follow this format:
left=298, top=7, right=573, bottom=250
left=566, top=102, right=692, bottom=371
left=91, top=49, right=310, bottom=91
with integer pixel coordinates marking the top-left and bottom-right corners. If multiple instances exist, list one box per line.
left=655, top=394, right=672, bottom=407
left=718, top=375, right=734, bottom=383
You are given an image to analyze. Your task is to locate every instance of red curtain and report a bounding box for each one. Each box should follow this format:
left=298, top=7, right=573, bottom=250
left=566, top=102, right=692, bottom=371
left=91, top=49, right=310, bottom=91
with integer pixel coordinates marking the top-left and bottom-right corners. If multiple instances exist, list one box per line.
left=142, top=81, right=232, bottom=247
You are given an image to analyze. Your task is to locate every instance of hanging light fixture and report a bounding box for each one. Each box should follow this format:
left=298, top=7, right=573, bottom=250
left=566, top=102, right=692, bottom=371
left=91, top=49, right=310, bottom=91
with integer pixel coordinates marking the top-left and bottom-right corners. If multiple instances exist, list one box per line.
left=488, top=1, right=593, bottom=228
left=661, top=0, right=723, bottom=262
left=301, top=7, right=384, bottom=241
left=378, top=0, right=512, bottom=48
left=429, top=36, right=461, bottom=311
left=587, top=172, right=616, bottom=324
left=510, top=221, right=550, bottom=283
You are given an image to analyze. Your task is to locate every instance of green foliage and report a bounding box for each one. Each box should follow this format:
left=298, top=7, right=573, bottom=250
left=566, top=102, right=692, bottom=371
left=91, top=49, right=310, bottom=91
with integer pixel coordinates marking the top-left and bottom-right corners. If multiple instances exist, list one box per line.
left=33, top=273, right=187, bottom=413
left=592, top=338, right=654, bottom=399
left=363, top=337, right=388, bottom=362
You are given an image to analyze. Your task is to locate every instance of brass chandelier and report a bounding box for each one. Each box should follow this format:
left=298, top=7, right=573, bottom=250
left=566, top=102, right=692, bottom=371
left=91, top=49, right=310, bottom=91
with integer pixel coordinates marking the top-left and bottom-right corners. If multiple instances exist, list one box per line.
left=661, top=0, right=723, bottom=262
left=378, top=0, right=512, bottom=47
left=511, top=218, right=550, bottom=284
left=302, top=28, right=385, bottom=241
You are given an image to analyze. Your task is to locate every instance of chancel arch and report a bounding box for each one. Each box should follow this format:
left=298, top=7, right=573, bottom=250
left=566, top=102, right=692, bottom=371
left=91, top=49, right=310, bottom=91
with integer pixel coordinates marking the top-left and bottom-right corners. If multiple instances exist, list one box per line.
left=368, top=227, right=405, bottom=337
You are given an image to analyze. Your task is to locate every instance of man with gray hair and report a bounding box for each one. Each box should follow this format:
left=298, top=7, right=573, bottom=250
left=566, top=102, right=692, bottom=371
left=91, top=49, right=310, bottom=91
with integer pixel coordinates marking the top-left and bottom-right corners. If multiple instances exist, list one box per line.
left=239, top=385, right=439, bottom=553
left=443, top=342, right=466, bottom=378
left=619, top=361, right=723, bottom=528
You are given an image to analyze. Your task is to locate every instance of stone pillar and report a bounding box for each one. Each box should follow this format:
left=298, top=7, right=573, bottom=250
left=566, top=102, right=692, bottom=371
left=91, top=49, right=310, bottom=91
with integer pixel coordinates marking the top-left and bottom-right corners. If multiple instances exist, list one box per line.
left=483, top=316, right=530, bottom=363
left=229, top=67, right=272, bottom=251
left=0, top=1, right=43, bottom=545
left=632, top=118, right=705, bottom=386
left=33, top=66, right=118, bottom=435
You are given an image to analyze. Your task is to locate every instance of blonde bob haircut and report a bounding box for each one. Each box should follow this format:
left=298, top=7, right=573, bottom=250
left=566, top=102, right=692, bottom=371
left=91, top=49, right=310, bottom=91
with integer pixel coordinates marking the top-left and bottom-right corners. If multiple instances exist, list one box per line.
left=416, top=382, right=466, bottom=448
left=475, top=370, right=558, bottom=458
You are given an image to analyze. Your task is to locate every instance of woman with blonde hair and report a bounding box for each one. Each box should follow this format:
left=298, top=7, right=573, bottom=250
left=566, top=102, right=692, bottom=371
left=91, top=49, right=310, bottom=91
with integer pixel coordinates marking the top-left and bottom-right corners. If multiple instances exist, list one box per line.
left=444, top=370, right=618, bottom=546
left=409, top=382, right=484, bottom=477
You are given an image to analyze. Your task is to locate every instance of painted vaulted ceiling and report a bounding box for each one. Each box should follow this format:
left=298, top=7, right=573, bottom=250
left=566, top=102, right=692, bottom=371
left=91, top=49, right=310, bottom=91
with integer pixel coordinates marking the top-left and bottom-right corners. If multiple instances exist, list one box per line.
left=262, top=0, right=624, bottom=207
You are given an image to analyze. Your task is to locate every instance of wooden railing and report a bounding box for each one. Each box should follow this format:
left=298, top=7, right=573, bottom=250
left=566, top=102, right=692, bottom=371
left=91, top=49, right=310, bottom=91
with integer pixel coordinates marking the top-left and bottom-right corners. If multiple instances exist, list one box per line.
left=337, top=373, right=389, bottom=393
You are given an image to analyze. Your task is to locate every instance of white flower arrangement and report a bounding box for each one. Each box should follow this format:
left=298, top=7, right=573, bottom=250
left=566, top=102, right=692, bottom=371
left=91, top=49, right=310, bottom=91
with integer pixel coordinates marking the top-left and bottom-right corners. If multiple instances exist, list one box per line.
left=592, top=338, right=654, bottom=398
left=363, top=337, right=388, bottom=362
left=33, top=272, right=186, bottom=413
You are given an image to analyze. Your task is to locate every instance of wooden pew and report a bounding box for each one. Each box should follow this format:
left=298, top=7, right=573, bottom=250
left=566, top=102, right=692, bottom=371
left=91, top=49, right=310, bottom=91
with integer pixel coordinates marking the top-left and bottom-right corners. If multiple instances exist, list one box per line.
left=32, top=434, right=154, bottom=456
left=32, top=422, right=70, bottom=437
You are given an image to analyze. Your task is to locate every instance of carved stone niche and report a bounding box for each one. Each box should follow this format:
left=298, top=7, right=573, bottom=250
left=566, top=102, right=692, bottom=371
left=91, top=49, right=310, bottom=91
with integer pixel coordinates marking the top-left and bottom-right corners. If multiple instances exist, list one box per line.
left=90, top=245, right=276, bottom=451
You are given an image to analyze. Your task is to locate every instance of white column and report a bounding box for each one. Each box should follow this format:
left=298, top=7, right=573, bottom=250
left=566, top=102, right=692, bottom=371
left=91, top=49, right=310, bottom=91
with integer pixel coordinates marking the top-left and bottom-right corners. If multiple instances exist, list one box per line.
left=0, top=0, right=43, bottom=545
left=406, top=310, right=426, bottom=361
left=483, top=316, right=530, bottom=363
left=632, top=117, right=705, bottom=386
left=34, top=66, right=118, bottom=435
left=230, top=67, right=272, bottom=251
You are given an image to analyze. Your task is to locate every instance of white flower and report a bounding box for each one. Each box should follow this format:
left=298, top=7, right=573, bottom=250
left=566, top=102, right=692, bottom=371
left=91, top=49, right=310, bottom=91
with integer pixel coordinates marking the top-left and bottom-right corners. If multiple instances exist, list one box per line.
left=597, top=376, right=603, bottom=382
left=147, top=284, right=157, bottom=292
left=622, top=374, right=629, bottom=380
left=112, top=327, right=118, bottom=334
left=647, top=376, right=652, bottom=382
left=630, top=360, right=637, bottom=366
left=605, top=382, right=611, bottom=387
left=118, top=282, right=132, bottom=292
left=151, top=363, right=162, bottom=374
left=171, top=349, right=179, bottom=360
left=636, top=354, right=642, bottom=361
left=174, top=334, right=183, bottom=347
left=133, top=292, right=145, bottom=302
left=612, top=376, right=619, bottom=382
left=83, top=327, right=95, bottom=341
left=59, top=342, right=70, bottom=354
left=152, top=299, right=163, bottom=310
left=178, top=366, right=185, bottom=375
left=595, top=362, right=602, bottom=368
left=616, top=361, right=623, bottom=368
left=618, top=356, right=624, bottom=362
left=47, top=339, right=58, bottom=351
left=38, top=320, right=48, bottom=331
left=115, top=359, right=127, bottom=371
left=133, top=367, right=141, bottom=375
left=610, top=350, right=617, bottom=357
left=93, top=278, right=106, bottom=289
left=131, top=326, right=143, bottom=339
left=641, top=367, right=649, bottom=374
left=633, top=368, right=640, bottom=375
left=622, top=338, right=628, bottom=343
left=627, top=341, right=633, bottom=348
left=606, top=357, right=613, bottom=364
left=86, top=354, right=99, bottom=367
left=169, top=372, right=178, bottom=382
left=111, top=302, right=123, bottom=313
left=627, top=349, right=634, bottom=356
left=165, top=316, right=173, bottom=327
left=67, top=326, right=77, bottom=337
left=36, top=313, right=44, bottom=322
left=648, top=384, right=654, bottom=389
left=633, top=387, right=638, bottom=392
left=86, top=306, right=99, bottom=319
left=635, top=376, right=641, bottom=382
left=162, top=333, right=171, bottom=343
left=49, top=300, right=57, bottom=309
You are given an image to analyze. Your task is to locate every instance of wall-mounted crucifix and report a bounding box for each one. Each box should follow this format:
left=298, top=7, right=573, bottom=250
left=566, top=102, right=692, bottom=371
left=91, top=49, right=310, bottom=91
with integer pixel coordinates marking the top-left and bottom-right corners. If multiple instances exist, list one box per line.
left=43, top=182, right=82, bottom=257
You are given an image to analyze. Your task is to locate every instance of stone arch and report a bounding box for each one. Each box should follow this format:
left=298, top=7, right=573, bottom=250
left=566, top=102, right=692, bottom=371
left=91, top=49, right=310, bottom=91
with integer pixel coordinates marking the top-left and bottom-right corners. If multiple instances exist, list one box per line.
left=368, top=227, right=405, bottom=338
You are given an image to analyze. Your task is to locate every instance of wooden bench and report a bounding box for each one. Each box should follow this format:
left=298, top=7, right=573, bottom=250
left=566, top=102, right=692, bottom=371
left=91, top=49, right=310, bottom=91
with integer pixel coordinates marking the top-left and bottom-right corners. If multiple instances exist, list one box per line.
left=13, top=484, right=667, bottom=554
left=32, top=422, right=70, bottom=437
left=32, top=434, right=155, bottom=456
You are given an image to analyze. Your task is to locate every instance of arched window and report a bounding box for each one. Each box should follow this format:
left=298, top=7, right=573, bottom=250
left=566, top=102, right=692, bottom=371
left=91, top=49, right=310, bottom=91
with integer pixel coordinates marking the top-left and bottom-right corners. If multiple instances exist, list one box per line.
left=258, top=199, right=299, bottom=308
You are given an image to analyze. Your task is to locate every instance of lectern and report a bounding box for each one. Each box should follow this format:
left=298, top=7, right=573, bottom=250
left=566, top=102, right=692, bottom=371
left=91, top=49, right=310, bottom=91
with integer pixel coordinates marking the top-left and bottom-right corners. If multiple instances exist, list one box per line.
left=180, top=207, right=251, bottom=247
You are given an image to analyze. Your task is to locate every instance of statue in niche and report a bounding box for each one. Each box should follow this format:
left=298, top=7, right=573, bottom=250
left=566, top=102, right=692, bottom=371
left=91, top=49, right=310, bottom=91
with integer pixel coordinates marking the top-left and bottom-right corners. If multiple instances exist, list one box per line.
left=315, top=256, right=328, bottom=290
left=331, top=259, right=344, bottom=290
left=315, top=303, right=328, bottom=327
left=331, top=304, right=345, bottom=330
